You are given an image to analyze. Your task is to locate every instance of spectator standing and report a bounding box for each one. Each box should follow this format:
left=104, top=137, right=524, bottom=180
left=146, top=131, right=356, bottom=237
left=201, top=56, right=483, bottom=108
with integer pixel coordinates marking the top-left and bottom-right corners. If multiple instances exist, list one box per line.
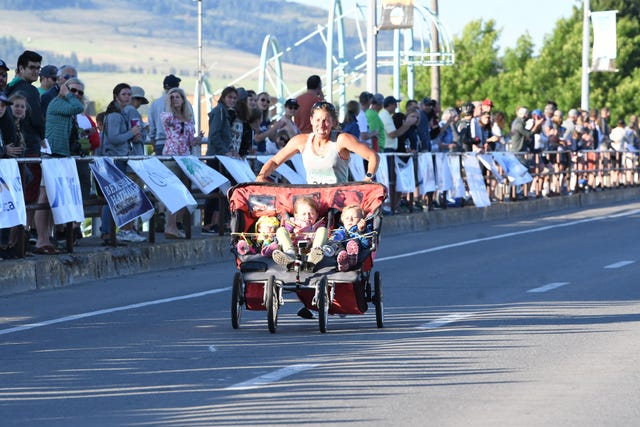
left=41, top=65, right=78, bottom=118
left=378, top=96, right=417, bottom=153
left=148, top=74, right=182, bottom=156
left=0, top=94, right=20, bottom=257
left=32, top=78, right=86, bottom=254
left=37, top=65, right=58, bottom=95
left=356, top=92, right=376, bottom=147
left=161, top=87, right=203, bottom=239
left=366, top=93, right=385, bottom=152
left=340, top=100, right=360, bottom=139
left=0, top=58, right=9, bottom=92
left=123, top=86, right=149, bottom=157
left=4, top=51, right=46, bottom=236
left=295, top=75, right=323, bottom=134
left=509, top=107, right=543, bottom=200
left=279, top=98, right=300, bottom=140
left=202, top=86, right=238, bottom=234
left=99, top=83, right=144, bottom=243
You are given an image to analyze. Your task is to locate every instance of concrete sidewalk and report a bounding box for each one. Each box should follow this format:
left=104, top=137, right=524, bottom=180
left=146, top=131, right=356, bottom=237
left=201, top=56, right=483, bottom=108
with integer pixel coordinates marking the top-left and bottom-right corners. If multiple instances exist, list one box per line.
left=2, top=187, right=639, bottom=296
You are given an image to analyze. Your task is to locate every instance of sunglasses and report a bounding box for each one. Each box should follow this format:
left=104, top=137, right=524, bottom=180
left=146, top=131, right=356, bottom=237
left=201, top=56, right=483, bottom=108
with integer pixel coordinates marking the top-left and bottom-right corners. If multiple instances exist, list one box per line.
left=259, top=98, right=270, bottom=104
left=27, top=65, right=41, bottom=71
left=312, top=101, right=335, bottom=113
left=63, top=74, right=77, bottom=80
left=69, top=87, right=84, bottom=96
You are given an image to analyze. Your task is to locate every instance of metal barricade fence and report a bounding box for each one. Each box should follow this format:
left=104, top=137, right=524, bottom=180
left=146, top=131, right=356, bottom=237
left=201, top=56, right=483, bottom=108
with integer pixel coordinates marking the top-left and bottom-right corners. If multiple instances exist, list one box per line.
left=4, top=148, right=638, bottom=258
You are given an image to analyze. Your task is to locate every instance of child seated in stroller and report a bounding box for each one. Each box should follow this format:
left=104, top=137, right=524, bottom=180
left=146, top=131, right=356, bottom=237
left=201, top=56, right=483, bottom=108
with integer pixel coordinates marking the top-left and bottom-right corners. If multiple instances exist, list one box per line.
left=271, top=196, right=327, bottom=267
left=236, top=216, right=280, bottom=256
left=330, top=204, right=373, bottom=271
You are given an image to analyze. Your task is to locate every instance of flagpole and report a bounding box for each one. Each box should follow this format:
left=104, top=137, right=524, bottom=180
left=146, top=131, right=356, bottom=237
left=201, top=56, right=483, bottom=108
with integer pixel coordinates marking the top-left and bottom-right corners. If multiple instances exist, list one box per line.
left=581, top=0, right=590, bottom=111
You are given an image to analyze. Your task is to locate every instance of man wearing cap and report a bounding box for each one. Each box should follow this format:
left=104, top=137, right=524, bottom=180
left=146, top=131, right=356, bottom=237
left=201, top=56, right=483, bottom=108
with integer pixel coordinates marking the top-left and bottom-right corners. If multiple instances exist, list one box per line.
left=124, top=86, right=149, bottom=156
left=149, top=74, right=193, bottom=155
left=378, top=95, right=417, bottom=153
left=0, top=58, right=9, bottom=93
left=417, top=97, right=439, bottom=152
left=41, top=65, right=78, bottom=118
left=481, top=98, right=494, bottom=115
left=38, top=65, right=58, bottom=95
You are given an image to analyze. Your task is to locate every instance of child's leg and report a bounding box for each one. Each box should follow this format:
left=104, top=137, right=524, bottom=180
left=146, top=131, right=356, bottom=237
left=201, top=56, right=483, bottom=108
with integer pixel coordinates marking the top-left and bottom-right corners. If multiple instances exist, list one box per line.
left=312, top=226, right=327, bottom=249
left=276, top=227, right=294, bottom=256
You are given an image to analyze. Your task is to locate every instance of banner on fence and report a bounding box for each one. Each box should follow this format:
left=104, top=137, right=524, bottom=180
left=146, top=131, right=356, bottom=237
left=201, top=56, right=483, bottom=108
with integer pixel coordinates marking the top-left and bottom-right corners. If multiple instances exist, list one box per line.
left=435, top=153, right=453, bottom=192
left=376, top=154, right=390, bottom=193
left=462, top=155, right=491, bottom=208
left=478, top=154, right=504, bottom=183
left=394, top=155, right=415, bottom=193
left=216, top=155, right=256, bottom=184
left=255, top=155, right=305, bottom=184
left=89, top=158, right=154, bottom=228
left=448, top=155, right=466, bottom=198
left=128, top=157, right=197, bottom=215
left=41, top=158, right=84, bottom=224
left=173, top=155, right=230, bottom=194
left=492, top=152, right=533, bottom=185
left=0, top=159, right=27, bottom=228
left=417, top=152, right=436, bottom=194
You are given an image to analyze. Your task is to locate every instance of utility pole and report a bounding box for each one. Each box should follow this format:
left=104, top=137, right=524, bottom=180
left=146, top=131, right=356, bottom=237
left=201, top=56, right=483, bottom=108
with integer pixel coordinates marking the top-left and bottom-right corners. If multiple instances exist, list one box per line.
left=581, top=0, right=590, bottom=111
left=367, top=0, right=378, bottom=93
left=430, top=0, right=440, bottom=104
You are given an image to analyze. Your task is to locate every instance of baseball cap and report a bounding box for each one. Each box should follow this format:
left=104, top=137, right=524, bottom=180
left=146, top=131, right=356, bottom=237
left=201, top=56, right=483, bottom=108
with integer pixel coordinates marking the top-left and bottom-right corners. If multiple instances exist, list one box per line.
left=131, top=86, right=149, bottom=104
left=284, top=98, right=299, bottom=108
left=531, top=109, right=543, bottom=117
left=0, top=59, right=8, bottom=72
left=163, top=74, right=181, bottom=89
left=421, top=97, right=436, bottom=106
left=482, top=98, right=494, bottom=107
left=383, top=95, right=400, bottom=108
left=39, top=65, right=58, bottom=78
left=372, top=93, right=384, bottom=105
left=0, top=93, right=13, bottom=105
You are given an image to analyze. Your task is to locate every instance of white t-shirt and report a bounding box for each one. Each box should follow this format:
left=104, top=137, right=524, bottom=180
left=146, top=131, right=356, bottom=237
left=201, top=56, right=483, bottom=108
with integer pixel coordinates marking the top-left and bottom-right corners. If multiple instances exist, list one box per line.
left=379, top=109, right=397, bottom=150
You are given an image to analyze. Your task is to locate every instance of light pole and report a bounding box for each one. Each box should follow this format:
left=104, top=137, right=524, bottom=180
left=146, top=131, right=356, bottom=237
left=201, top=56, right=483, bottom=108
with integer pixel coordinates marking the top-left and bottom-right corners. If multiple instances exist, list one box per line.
left=581, top=0, right=590, bottom=111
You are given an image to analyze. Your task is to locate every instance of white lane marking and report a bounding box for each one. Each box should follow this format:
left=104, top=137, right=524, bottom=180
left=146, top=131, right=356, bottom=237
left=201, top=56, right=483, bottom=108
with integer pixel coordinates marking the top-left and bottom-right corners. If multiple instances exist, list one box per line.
left=376, top=209, right=640, bottom=263
left=416, top=313, right=475, bottom=329
left=604, top=260, right=635, bottom=269
left=0, top=287, right=230, bottom=337
left=225, top=364, right=319, bottom=391
left=527, top=282, right=570, bottom=293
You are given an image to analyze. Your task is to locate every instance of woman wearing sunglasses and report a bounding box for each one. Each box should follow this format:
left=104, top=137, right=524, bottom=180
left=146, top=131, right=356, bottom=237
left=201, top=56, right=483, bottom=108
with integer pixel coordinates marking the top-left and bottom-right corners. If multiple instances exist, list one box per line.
left=256, top=101, right=379, bottom=184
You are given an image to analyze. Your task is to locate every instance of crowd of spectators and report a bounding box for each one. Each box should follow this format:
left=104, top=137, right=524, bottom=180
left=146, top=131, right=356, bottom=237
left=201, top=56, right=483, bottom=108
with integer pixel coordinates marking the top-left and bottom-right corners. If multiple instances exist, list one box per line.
left=1, top=49, right=639, bottom=260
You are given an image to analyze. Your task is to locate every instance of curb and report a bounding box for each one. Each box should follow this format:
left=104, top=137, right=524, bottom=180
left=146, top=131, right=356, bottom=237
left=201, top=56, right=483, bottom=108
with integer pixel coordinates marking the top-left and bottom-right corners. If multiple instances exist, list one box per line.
left=2, top=188, right=639, bottom=296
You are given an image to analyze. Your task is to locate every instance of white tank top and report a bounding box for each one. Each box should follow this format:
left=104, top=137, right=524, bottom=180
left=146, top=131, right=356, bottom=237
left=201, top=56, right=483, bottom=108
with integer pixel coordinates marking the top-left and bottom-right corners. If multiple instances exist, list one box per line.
left=301, top=133, right=350, bottom=184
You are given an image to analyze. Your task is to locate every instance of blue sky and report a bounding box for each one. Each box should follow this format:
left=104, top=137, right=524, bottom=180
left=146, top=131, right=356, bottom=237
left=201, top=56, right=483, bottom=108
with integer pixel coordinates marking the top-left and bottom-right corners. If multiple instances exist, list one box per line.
left=289, top=0, right=581, bottom=53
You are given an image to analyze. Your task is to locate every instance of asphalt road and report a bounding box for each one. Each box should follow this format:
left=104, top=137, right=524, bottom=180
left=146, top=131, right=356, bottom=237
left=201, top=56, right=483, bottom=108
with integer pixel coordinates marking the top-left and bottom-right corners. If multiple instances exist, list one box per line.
left=1, top=201, right=639, bottom=426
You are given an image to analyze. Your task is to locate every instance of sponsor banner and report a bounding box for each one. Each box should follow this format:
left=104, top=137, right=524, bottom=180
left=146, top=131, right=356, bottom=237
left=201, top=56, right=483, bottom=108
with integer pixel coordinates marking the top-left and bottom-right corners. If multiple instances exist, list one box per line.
left=376, top=154, right=390, bottom=192
left=0, top=159, right=27, bottom=228
left=255, top=155, right=305, bottom=184
left=417, top=152, right=436, bottom=194
left=435, top=153, right=453, bottom=192
left=128, top=157, right=197, bottom=215
left=462, top=154, right=490, bottom=208
left=216, top=155, right=256, bottom=184
left=448, top=155, right=466, bottom=198
left=492, top=152, right=533, bottom=185
left=478, top=153, right=504, bottom=183
left=41, top=158, right=84, bottom=224
left=90, top=158, right=154, bottom=228
left=394, top=155, right=415, bottom=193
left=173, top=155, right=230, bottom=194
left=591, top=10, right=618, bottom=72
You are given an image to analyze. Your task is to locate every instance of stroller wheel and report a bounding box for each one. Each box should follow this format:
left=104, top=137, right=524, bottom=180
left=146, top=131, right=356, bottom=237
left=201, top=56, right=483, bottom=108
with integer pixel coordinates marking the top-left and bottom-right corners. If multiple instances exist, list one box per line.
left=317, top=276, right=329, bottom=333
left=374, top=271, right=384, bottom=328
left=266, top=275, right=278, bottom=333
left=231, top=272, right=243, bottom=329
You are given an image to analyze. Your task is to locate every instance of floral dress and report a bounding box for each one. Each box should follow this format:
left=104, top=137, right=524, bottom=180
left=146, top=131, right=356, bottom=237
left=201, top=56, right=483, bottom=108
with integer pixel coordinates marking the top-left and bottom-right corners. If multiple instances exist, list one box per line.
left=161, top=111, right=195, bottom=156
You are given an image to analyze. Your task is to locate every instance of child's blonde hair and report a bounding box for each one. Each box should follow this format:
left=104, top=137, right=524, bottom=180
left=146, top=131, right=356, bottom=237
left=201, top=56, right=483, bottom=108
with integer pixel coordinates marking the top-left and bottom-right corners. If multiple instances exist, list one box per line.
left=256, top=215, right=279, bottom=230
left=341, top=204, right=364, bottom=219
